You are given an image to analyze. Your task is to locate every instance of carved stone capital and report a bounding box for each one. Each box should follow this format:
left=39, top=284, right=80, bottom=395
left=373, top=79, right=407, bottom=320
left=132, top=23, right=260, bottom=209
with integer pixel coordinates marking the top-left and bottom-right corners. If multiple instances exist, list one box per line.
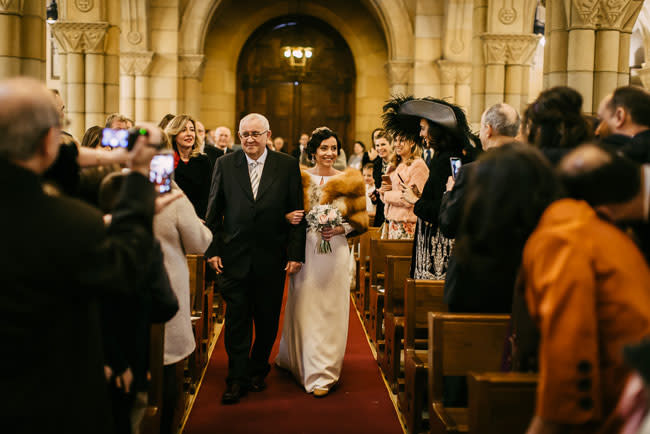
left=51, top=22, right=109, bottom=54
left=385, top=60, right=413, bottom=86
left=436, top=60, right=472, bottom=84
left=568, top=0, right=642, bottom=29
left=180, top=54, right=206, bottom=80
left=120, top=51, right=154, bottom=76
left=0, top=0, right=23, bottom=15
left=481, top=34, right=541, bottom=65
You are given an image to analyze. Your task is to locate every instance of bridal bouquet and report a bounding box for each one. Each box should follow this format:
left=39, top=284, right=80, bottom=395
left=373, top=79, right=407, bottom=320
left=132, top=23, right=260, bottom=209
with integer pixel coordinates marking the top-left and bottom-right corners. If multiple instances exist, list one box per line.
left=306, top=204, right=343, bottom=254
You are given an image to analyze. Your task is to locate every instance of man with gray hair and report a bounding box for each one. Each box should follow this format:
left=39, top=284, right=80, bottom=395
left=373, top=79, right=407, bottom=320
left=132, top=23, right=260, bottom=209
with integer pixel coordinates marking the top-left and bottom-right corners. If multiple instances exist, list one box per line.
left=479, top=102, right=521, bottom=151
left=205, top=113, right=306, bottom=404
left=0, top=77, right=173, bottom=433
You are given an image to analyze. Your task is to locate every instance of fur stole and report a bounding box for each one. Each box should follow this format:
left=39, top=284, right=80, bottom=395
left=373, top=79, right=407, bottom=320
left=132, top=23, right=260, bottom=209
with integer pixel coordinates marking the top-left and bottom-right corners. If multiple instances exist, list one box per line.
left=301, top=168, right=369, bottom=235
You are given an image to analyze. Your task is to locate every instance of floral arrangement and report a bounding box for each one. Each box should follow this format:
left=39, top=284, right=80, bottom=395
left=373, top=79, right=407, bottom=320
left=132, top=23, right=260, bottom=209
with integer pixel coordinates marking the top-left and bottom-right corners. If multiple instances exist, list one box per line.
left=306, top=204, right=343, bottom=254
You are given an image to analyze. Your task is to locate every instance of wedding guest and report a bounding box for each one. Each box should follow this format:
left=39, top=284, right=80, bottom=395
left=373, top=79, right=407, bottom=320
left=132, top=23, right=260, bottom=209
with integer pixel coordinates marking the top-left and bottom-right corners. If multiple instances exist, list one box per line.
left=522, top=86, right=592, bottom=164
left=158, top=113, right=175, bottom=130
left=105, top=113, right=130, bottom=130
left=370, top=130, right=393, bottom=227
left=379, top=136, right=428, bottom=239
left=273, top=136, right=287, bottom=153
left=347, top=140, right=366, bottom=170
left=165, top=115, right=212, bottom=218
left=362, top=163, right=376, bottom=220
left=383, top=96, right=475, bottom=279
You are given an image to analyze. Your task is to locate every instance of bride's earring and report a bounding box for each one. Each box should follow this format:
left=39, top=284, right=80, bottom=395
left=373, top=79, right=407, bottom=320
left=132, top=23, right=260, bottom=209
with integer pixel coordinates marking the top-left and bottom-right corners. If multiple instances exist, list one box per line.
left=311, top=155, right=315, bottom=165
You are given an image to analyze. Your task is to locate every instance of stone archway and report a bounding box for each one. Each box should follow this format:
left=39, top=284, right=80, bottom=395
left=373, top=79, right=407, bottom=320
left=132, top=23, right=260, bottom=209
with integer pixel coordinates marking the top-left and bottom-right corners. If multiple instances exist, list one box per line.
left=189, top=0, right=399, bottom=144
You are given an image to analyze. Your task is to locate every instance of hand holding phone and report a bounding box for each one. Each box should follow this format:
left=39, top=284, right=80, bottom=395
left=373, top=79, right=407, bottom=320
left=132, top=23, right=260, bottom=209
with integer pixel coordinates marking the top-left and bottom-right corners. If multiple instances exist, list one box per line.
left=450, top=157, right=462, bottom=180
left=149, top=152, right=174, bottom=194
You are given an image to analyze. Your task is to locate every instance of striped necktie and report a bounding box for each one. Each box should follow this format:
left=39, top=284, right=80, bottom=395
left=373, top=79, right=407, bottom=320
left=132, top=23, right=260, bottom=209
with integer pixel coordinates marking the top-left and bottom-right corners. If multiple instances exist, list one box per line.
left=249, top=161, right=261, bottom=199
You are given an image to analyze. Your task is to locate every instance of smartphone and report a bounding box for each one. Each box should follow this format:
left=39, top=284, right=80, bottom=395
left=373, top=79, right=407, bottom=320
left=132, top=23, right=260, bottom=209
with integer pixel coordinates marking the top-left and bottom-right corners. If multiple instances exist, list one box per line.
left=149, top=153, right=174, bottom=194
left=450, top=157, right=462, bottom=180
left=381, top=174, right=392, bottom=185
left=101, top=128, right=129, bottom=149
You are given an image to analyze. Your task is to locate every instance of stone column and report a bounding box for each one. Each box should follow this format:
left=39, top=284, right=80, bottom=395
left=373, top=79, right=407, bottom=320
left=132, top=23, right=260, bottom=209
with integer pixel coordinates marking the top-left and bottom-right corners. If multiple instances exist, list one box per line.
left=120, top=51, right=154, bottom=122
left=0, top=1, right=45, bottom=79
left=638, top=64, right=650, bottom=89
left=481, top=35, right=507, bottom=110
left=51, top=22, right=109, bottom=138
left=385, top=60, right=413, bottom=96
left=471, top=0, right=488, bottom=124
left=181, top=54, right=205, bottom=118
left=436, top=60, right=472, bottom=108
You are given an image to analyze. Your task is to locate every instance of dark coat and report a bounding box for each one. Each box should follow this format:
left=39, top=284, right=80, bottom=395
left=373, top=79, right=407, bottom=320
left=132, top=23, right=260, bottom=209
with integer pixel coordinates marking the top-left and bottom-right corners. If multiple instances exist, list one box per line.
left=204, top=145, right=224, bottom=173
left=205, top=150, right=306, bottom=279
left=174, top=153, right=212, bottom=218
left=372, top=156, right=387, bottom=226
left=0, top=158, right=156, bottom=434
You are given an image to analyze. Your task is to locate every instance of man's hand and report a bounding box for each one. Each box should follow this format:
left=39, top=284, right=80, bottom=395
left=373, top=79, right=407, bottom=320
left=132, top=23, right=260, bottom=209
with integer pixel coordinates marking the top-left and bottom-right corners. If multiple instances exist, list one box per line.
left=208, top=256, right=224, bottom=273
left=115, top=367, right=134, bottom=394
left=285, top=261, right=302, bottom=275
left=446, top=176, right=455, bottom=192
left=321, top=226, right=345, bottom=241
left=285, top=209, right=305, bottom=225
left=154, top=190, right=183, bottom=214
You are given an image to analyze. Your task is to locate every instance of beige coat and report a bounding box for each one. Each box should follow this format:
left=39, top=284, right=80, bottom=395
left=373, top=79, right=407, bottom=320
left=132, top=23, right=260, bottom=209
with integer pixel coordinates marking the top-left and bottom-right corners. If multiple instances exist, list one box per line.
left=154, top=185, right=213, bottom=365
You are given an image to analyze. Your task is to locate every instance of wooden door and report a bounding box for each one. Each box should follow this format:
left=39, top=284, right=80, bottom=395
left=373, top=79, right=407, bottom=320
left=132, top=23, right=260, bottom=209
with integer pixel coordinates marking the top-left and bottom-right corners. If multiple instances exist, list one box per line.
left=237, top=15, right=355, bottom=155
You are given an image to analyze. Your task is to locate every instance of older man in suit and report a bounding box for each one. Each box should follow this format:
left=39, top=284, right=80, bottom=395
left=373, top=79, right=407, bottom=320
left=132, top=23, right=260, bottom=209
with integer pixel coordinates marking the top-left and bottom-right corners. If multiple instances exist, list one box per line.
left=206, top=113, right=306, bottom=404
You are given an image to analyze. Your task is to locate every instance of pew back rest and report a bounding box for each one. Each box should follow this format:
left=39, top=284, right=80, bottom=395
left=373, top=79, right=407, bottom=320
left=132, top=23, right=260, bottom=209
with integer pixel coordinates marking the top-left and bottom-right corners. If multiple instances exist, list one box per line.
left=404, top=278, right=446, bottom=348
left=369, top=238, right=413, bottom=286
left=186, top=254, right=205, bottom=314
left=467, top=372, right=538, bottom=434
left=358, top=227, right=381, bottom=267
left=384, top=255, right=412, bottom=313
left=428, top=313, right=510, bottom=403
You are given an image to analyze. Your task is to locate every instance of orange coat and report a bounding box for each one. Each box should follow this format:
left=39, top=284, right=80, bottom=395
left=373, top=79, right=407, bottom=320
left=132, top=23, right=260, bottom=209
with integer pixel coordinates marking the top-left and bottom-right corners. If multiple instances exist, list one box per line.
left=523, top=199, right=650, bottom=433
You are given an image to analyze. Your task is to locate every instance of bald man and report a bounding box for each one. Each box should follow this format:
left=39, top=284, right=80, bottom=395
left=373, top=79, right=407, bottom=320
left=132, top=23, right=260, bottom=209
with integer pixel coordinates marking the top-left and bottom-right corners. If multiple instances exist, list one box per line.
left=0, top=77, right=165, bottom=433
left=523, top=144, right=650, bottom=433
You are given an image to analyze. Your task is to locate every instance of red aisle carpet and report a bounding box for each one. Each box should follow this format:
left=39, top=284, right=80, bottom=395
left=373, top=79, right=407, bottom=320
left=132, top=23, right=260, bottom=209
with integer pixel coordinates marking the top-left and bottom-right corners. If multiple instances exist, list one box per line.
left=183, top=298, right=403, bottom=434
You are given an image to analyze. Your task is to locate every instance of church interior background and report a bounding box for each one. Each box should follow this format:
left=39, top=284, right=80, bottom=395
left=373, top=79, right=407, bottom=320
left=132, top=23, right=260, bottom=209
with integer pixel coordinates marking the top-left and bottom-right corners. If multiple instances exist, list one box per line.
left=2, top=0, right=649, bottom=156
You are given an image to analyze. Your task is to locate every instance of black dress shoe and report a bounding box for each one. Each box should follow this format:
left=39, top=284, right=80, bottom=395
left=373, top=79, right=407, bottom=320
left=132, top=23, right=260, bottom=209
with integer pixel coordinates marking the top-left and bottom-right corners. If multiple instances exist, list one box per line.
left=249, top=375, right=267, bottom=392
left=222, top=383, right=247, bottom=405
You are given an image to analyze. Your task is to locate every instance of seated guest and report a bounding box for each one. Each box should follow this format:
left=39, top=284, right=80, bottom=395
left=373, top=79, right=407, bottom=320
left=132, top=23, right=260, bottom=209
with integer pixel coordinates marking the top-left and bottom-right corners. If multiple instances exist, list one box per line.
left=98, top=173, right=179, bottom=434
left=523, top=144, right=650, bottom=434
left=596, top=86, right=650, bottom=164
left=165, top=115, right=212, bottom=218
left=154, top=179, right=212, bottom=434
left=379, top=135, right=428, bottom=239
left=521, top=86, right=592, bottom=165
left=0, top=77, right=171, bottom=434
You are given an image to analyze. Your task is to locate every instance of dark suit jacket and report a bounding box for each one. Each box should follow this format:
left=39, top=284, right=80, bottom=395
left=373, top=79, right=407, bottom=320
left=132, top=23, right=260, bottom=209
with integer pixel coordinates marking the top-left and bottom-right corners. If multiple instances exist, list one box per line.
left=205, top=150, right=306, bottom=279
left=174, top=153, right=212, bottom=218
left=372, top=157, right=387, bottom=226
left=204, top=145, right=224, bottom=172
left=0, top=158, right=156, bottom=434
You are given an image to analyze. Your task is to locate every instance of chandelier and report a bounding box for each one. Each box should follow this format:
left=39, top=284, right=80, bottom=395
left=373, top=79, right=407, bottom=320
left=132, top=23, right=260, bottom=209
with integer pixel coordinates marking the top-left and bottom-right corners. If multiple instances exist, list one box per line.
left=282, top=46, right=313, bottom=67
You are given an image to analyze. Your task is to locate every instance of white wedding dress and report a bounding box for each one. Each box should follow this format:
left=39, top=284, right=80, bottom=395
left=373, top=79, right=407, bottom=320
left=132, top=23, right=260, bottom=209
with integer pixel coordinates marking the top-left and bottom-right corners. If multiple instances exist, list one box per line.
left=275, top=173, right=351, bottom=393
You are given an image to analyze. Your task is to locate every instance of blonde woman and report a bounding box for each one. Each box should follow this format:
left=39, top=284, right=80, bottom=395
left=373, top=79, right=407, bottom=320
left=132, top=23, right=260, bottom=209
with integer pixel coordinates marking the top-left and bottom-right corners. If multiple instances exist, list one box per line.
left=379, top=136, right=429, bottom=239
left=165, top=115, right=212, bottom=218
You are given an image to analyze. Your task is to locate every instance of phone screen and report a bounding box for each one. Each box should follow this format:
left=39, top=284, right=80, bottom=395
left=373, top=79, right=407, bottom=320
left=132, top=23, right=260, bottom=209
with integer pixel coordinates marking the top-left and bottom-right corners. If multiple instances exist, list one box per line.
left=101, top=128, right=129, bottom=149
left=450, top=157, right=462, bottom=180
left=149, top=153, right=174, bottom=194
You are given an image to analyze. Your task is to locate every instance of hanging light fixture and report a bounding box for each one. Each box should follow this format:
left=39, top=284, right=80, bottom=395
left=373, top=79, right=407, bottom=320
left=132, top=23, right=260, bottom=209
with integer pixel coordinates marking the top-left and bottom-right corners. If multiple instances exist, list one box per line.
left=282, top=45, right=313, bottom=67
left=278, top=16, right=314, bottom=68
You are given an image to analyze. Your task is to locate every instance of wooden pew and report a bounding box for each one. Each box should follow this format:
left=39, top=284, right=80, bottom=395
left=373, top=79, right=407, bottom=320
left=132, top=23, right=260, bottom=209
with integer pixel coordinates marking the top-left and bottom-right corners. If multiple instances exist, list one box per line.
left=355, top=228, right=381, bottom=316
left=366, top=238, right=413, bottom=346
left=379, top=254, right=411, bottom=392
left=427, top=313, right=511, bottom=434
left=399, top=279, right=446, bottom=433
left=467, top=372, right=537, bottom=434
left=187, top=255, right=207, bottom=390
left=139, top=324, right=164, bottom=434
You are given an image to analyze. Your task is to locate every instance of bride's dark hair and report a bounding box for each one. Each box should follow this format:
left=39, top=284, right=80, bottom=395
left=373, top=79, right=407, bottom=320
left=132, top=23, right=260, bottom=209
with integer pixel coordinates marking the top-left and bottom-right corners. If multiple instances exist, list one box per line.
left=306, top=127, right=342, bottom=160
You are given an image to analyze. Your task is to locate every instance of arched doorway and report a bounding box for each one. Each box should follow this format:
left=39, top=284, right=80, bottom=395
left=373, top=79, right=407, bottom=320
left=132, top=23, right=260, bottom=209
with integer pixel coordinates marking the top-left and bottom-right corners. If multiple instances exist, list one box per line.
left=236, top=16, right=356, bottom=154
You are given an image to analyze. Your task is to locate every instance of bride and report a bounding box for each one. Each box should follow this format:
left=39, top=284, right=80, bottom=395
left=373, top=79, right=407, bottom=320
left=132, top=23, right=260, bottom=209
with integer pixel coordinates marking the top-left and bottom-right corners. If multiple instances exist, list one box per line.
left=276, top=127, right=368, bottom=397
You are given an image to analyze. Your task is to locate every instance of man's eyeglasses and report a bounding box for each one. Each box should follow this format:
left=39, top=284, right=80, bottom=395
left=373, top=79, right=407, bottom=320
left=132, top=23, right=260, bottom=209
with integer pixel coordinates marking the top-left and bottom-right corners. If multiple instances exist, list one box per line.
left=239, top=130, right=268, bottom=139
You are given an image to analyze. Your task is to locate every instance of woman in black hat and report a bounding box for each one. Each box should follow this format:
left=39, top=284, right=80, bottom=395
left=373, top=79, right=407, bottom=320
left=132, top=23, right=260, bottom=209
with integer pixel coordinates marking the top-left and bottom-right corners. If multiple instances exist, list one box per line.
left=382, top=96, right=478, bottom=279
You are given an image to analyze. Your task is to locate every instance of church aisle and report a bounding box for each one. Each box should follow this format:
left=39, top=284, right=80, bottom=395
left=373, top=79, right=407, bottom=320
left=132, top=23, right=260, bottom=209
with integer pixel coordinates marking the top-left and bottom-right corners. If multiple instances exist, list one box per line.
left=183, top=298, right=403, bottom=434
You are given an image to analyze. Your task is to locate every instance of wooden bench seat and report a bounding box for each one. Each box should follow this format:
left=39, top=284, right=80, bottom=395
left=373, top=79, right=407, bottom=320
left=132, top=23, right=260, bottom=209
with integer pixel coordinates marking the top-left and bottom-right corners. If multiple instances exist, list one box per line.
left=354, top=228, right=380, bottom=316
left=398, top=279, right=446, bottom=433
left=427, top=313, right=511, bottom=434
left=467, top=372, right=537, bottom=434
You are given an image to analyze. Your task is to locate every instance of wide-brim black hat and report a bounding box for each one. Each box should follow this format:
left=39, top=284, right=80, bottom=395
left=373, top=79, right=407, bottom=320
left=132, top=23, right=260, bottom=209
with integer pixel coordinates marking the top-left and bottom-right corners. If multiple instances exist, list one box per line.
left=382, top=95, right=459, bottom=144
